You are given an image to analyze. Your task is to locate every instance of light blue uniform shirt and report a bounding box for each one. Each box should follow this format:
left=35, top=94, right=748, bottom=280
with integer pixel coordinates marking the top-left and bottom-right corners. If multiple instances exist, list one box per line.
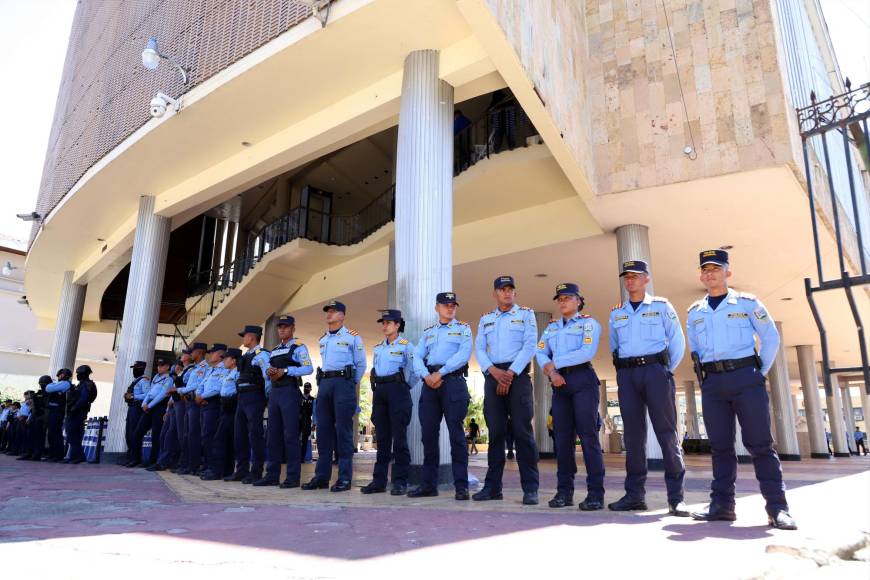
left=608, top=293, right=685, bottom=372
left=0, top=408, right=8, bottom=423
left=219, top=368, right=240, bottom=397
left=413, top=319, right=473, bottom=377
left=372, top=336, right=416, bottom=383
left=131, top=376, right=150, bottom=401
left=475, top=304, right=538, bottom=375
left=178, top=360, right=210, bottom=395
left=46, top=379, right=71, bottom=394
left=319, top=327, right=366, bottom=384
left=686, top=288, right=780, bottom=375
left=198, top=363, right=226, bottom=398
left=19, top=402, right=31, bottom=418
left=142, top=373, right=173, bottom=408
left=535, top=314, right=601, bottom=370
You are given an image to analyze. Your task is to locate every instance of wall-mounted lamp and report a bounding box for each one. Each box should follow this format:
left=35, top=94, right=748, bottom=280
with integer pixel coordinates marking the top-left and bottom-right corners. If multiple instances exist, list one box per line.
left=141, top=36, right=189, bottom=84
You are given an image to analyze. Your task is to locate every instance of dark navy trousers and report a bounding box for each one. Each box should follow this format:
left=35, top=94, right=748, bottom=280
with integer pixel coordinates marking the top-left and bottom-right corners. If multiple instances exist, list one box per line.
left=125, top=405, right=143, bottom=462
left=28, top=418, right=46, bottom=459
left=208, top=398, right=236, bottom=476
left=265, top=386, right=301, bottom=481
left=47, top=406, right=65, bottom=460
left=200, top=401, right=220, bottom=472
left=314, top=377, right=357, bottom=483
left=157, top=403, right=179, bottom=467
left=482, top=372, right=538, bottom=493
left=65, top=411, right=87, bottom=461
left=173, top=399, right=188, bottom=468
left=234, top=391, right=266, bottom=476
left=419, top=375, right=470, bottom=491
left=134, top=403, right=166, bottom=465
left=186, top=401, right=202, bottom=471
left=616, top=363, right=685, bottom=503
left=701, top=366, right=788, bottom=514
left=551, top=366, right=605, bottom=499
left=370, top=380, right=412, bottom=486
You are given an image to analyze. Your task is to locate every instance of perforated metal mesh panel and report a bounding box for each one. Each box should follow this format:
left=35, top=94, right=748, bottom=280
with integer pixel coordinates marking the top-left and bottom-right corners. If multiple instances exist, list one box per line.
left=31, top=0, right=314, bottom=243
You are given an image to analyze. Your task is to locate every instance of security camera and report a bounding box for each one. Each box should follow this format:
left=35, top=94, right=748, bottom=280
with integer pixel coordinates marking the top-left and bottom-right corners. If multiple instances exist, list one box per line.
left=15, top=212, right=40, bottom=221
left=149, top=92, right=181, bottom=118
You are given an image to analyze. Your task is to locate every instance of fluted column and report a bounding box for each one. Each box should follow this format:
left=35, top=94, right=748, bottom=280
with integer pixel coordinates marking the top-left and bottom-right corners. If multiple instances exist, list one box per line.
left=47, top=270, right=86, bottom=375
left=683, top=380, right=700, bottom=438
left=264, top=314, right=279, bottom=350
left=826, top=368, right=850, bottom=457
left=795, top=345, right=828, bottom=457
left=614, top=224, right=663, bottom=469
left=387, top=240, right=397, bottom=309
left=766, top=322, right=800, bottom=460
left=841, top=381, right=857, bottom=454
left=395, top=50, right=454, bottom=477
left=105, top=196, right=171, bottom=454
left=533, top=311, right=554, bottom=456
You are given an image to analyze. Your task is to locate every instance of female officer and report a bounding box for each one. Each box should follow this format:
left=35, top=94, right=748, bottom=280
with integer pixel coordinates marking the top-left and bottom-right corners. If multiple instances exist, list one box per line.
left=535, top=283, right=606, bottom=510
left=360, top=309, right=415, bottom=496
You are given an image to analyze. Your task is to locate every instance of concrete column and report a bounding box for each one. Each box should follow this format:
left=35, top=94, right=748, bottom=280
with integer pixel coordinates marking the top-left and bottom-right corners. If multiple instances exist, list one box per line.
left=614, top=224, right=663, bottom=469
left=533, top=311, right=554, bottom=456
left=683, top=380, right=700, bottom=439
left=826, top=370, right=850, bottom=457
left=387, top=240, right=397, bottom=309
left=263, top=314, right=279, bottom=350
left=766, top=321, right=800, bottom=460
left=395, top=50, right=454, bottom=479
left=47, top=270, right=86, bottom=375
left=841, top=382, right=857, bottom=454
left=862, top=384, right=870, bottom=436
left=796, top=344, right=830, bottom=459
left=105, top=196, right=171, bottom=454
left=599, top=379, right=610, bottom=452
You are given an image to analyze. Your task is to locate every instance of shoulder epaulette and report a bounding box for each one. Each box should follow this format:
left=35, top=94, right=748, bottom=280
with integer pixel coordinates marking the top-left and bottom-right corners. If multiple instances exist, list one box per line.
left=424, top=324, right=435, bottom=332
left=579, top=314, right=591, bottom=318
left=652, top=296, right=669, bottom=303
left=142, top=375, right=151, bottom=381
left=548, top=318, right=558, bottom=324
left=688, top=299, right=704, bottom=312
left=398, top=338, right=409, bottom=345
left=253, top=346, right=261, bottom=354
left=294, top=338, right=303, bottom=345
left=519, top=306, right=532, bottom=311
left=347, top=328, right=359, bottom=336
left=611, top=303, right=623, bottom=311
left=737, top=292, right=757, bottom=300
left=458, top=320, right=469, bottom=326
left=319, top=332, right=328, bottom=340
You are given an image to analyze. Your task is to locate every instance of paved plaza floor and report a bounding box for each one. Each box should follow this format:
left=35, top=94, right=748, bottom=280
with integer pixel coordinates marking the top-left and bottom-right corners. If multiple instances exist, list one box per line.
left=1, top=451, right=867, bottom=578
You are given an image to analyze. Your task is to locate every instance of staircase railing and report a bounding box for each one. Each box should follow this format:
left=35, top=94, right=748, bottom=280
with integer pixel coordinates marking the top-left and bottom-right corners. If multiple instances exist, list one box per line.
left=453, top=102, right=539, bottom=176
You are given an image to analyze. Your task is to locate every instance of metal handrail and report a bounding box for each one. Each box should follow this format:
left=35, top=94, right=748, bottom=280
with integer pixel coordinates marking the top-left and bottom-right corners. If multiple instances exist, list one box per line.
left=453, top=102, right=539, bottom=176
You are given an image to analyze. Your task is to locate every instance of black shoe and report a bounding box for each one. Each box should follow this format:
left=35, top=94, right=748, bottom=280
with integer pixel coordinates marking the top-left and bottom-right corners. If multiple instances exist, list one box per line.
left=407, top=486, right=438, bottom=498
left=522, top=491, right=539, bottom=505
left=608, top=495, right=647, bottom=512
left=360, top=482, right=386, bottom=495
left=455, top=489, right=470, bottom=501
left=506, top=452, right=515, bottom=460
left=579, top=498, right=604, bottom=511
left=390, top=482, right=408, bottom=496
left=280, top=479, right=300, bottom=489
left=146, top=464, right=165, bottom=472
left=140, top=463, right=155, bottom=469
left=71, top=458, right=85, bottom=465
left=241, top=473, right=260, bottom=485
left=61, top=459, right=73, bottom=464
left=15, top=455, right=31, bottom=461
left=223, top=471, right=247, bottom=482
left=301, top=478, right=329, bottom=490
left=768, top=510, right=798, bottom=530
left=472, top=487, right=503, bottom=501
left=691, top=503, right=737, bottom=521
left=330, top=480, right=352, bottom=492
left=668, top=501, right=690, bottom=517
left=548, top=492, right=574, bottom=508
left=124, top=461, right=140, bottom=468
left=200, top=472, right=222, bottom=481
left=252, top=477, right=279, bottom=487
left=175, top=467, right=191, bottom=475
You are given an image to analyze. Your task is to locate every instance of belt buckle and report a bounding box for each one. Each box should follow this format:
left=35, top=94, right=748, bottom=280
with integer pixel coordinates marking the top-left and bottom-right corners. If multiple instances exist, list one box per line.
left=713, top=361, right=725, bottom=373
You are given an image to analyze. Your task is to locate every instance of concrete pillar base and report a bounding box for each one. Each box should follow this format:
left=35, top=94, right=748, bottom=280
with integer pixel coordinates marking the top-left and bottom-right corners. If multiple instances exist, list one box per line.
left=811, top=452, right=831, bottom=459
left=834, top=452, right=851, bottom=458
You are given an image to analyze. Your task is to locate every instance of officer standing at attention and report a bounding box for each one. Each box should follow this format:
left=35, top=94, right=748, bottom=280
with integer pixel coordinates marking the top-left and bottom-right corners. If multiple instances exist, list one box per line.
left=608, top=260, right=689, bottom=516
left=45, top=368, right=73, bottom=462
left=360, top=309, right=415, bottom=496
left=123, top=361, right=150, bottom=467
left=409, top=292, right=473, bottom=500
left=686, top=250, right=797, bottom=530
left=178, top=343, right=218, bottom=475
left=147, top=354, right=190, bottom=472
left=26, top=377, right=49, bottom=461
left=196, top=344, right=228, bottom=475
left=536, top=283, right=606, bottom=511
left=257, top=317, right=313, bottom=488
left=300, top=383, right=315, bottom=463
left=174, top=344, right=205, bottom=474
left=136, top=359, right=173, bottom=468
left=302, top=300, right=365, bottom=492
left=473, top=276, right=539, bottom=505
left=225, top=327, right=271, bottom=484
left=63, top=365, right=96, bottom=464
left=202, top=348, right=241, bottom=480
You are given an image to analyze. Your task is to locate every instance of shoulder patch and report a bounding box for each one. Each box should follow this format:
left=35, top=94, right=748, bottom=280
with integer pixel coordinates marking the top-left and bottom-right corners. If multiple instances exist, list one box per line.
left=611, top=303, right=623, bottom=311
left=738, top=292, right=758, bottom=301
left=652, top=296, right=669, bottom=303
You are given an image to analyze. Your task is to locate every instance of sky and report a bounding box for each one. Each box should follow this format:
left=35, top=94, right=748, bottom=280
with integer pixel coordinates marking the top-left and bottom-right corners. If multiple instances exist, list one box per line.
left=0, top=0, right=868, bottom=248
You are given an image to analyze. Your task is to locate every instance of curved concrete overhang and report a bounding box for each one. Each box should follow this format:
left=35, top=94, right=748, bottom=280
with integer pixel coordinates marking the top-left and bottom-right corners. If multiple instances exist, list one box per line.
left=25, top=0, right=505, bottom=325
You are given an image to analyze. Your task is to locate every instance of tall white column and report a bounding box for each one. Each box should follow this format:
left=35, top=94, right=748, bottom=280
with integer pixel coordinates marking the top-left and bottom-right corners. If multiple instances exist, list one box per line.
left=105, top=195, right=171, bottom=454
left=841, top=381, right=857, bottom=454
left=264, top=314, right=279, bottom=349
left=387, top=240, right=397, bottom=309
left=599, top=379, right=610, bottom=452
left=683, top=380, right=700, bottom=438
left=826, top=369, right=850, bottom=457
left=47, top=270, right=86, bottom=375
left=533, top=311, right=554, bottom=455
left=395, top=50, right=454, bottom=478
left=795, top=345, right=828, bottom=458
left=614, top=224, right=663, bottom=469
left=766, top=322, right=800, bottom=460
left=862, top=383, right=870, bottom=440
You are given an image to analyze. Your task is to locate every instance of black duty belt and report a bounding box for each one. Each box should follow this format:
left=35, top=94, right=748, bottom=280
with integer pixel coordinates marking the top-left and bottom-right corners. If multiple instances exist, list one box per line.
left=426, top=364, right=469, bottom=378
left=615, top=350, right=669, bottom=370
left=237, top=383, right=265, bottom=394
left=371, top=371, right=405, bottom=387
left=557, top=362, right=592, bottom=375
left=204, top=395, right=221, bottom=404
left=492, top=362, right=530, bottom=375
left=272, top=376, right=302, bottom=388
left=317, top=367, right=353, bottom=380
left=702, top=355, right=760, bottom=374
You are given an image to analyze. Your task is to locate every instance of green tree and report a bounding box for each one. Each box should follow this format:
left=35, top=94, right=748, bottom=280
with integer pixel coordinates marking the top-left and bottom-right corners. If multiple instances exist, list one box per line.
left=357, top=377, right=372, bottom=432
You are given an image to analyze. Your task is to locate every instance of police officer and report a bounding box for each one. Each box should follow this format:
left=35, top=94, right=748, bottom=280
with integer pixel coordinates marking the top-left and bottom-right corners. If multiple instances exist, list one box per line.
left=27, top=377, right=49, bottom=461
left=64, top=365, right=95, bottom=464
left=197, top=344, right=228, bottom=474
left=147, top=354, right=190, bottom=472
left=473, top=276, right=539, bottom=505
left=123, top=361, right=150, bottom=467
left=257, top=317, right=313, bottom=487
left=226, top=328, right=271, bottom=484
left=16, top=391, right=35, bottom=461
left=361, top=309, right=415, bottom=496
left=302, top=300, right=365, bottom=492
left=686, top=250, right=797, bottom=530
left=178, top=343, right=217, bottom=475
left=135, top=359, right=173, bottom=468
left=173, top=344, right=204, bottom=474
left=45, top=368, right=72, bottom=461
left=202, top=348, right=241, bottom=480
left=608, top=260, right=689, bottom=516
left=536, top=283, right=605, bottom=510
left=409, top=292, right=473, bottom=500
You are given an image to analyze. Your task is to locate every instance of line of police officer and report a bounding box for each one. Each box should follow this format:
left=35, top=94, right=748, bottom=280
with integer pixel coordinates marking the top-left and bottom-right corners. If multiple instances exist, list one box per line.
left=116, top=249, right=795, bottom=530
